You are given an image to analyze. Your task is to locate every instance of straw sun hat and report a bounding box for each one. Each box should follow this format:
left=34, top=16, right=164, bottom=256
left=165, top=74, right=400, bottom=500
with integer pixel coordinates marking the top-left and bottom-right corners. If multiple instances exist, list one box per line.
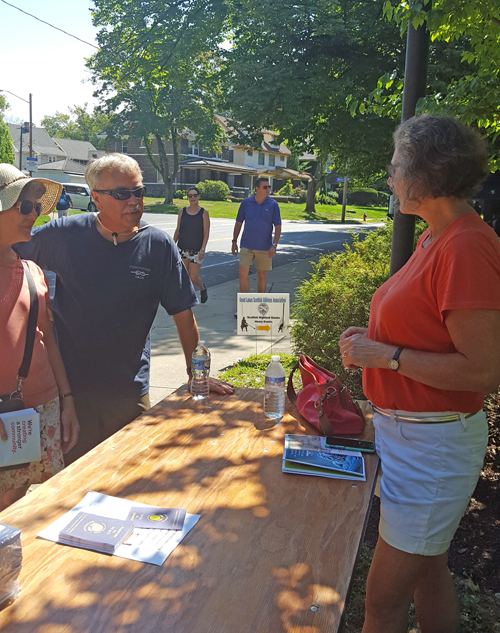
left=0, top=163, right=62, bottom=215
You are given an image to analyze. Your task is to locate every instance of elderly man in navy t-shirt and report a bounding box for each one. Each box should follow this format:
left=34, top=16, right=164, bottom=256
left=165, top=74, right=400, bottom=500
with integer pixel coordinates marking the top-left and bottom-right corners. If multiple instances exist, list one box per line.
left=15, top=154, right=233, bottom=464
left=231, top=177, right=282, bottom=294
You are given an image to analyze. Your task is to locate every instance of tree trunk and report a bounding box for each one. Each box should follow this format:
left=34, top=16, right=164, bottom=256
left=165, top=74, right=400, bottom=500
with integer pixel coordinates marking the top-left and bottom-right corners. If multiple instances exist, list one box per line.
left=304, top=158, right=326, bottom=214
left=155, top=133, right=173, bottom=204
left=305, top=180, right=319, bottom=213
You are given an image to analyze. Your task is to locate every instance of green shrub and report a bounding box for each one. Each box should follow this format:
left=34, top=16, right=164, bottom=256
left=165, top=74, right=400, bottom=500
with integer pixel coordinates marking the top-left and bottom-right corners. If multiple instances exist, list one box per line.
left=290, top=220, right=427, bottom=398
left=196, top=180, right=230, bottom=201
left=327, top=190, right=339, bottom=201
left=294, top=186, right=307, bottom=202
left=174, top=190, right=185, bottom=199
left=277, top=181, right=294, bottom=196
left=348, top=188, right=389, bottom=207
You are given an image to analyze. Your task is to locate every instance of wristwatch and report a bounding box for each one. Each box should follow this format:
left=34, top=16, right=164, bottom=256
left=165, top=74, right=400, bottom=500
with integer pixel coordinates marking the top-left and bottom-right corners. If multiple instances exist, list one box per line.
left=388, top=347, right=403, bottom=371
left=272, top=243, right=278, bottom=249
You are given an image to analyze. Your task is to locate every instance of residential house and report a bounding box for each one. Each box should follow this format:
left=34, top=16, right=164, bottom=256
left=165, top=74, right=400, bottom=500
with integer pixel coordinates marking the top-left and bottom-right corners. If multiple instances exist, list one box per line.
left=53, top=138, right=103, bottom=165
left=37, top=159, right=87, bottom=185
left=7, top=123, right=66, bottom=171
left=105, top=114, right=310, bottom=197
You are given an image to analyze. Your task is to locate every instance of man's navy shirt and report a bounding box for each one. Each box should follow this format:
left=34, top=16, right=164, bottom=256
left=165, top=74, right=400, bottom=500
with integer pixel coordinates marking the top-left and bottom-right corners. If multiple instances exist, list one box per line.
left=14, top=214, right=197, bottom=399
left=236, top=195, right=281, bottom=251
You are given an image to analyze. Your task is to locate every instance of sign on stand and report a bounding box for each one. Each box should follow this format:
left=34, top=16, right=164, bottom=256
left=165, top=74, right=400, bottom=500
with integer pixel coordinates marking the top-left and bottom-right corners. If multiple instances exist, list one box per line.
left=26, top=157, right=38, bottom=173
left=237, top=293, right=290, bottom=337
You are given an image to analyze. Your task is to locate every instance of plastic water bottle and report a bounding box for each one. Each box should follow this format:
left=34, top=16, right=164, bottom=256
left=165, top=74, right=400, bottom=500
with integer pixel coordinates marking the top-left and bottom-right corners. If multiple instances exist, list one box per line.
left=264, top=355, right=286, bottom=419
left=191, top=340, right=210, bottom=400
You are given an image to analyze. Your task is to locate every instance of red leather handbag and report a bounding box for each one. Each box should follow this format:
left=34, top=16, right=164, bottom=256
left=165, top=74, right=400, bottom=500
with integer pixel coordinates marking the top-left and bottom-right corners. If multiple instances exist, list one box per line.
left=287, top=355, right=364, bottom=436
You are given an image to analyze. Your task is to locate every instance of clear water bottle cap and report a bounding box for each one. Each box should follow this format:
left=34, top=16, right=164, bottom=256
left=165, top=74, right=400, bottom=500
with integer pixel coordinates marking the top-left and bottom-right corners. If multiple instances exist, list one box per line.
left=271, top=355, right=280, bottom=361
left=198, top=340, right=205, bottom=345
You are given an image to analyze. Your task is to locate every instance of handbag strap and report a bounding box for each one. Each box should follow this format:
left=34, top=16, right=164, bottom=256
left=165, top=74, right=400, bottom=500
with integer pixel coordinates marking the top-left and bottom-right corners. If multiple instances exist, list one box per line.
left=17, top=260, right=39, bottom=381
left=287, top=360, right=337, bottom=436
left=286, top=361, right=300, bottom=406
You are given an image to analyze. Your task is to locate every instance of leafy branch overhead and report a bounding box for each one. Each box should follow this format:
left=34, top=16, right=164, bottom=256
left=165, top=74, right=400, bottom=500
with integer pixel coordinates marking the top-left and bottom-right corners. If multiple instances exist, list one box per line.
left=363, top=1, right=500, bottom=168
left=87, top=0, right=229, bottom=202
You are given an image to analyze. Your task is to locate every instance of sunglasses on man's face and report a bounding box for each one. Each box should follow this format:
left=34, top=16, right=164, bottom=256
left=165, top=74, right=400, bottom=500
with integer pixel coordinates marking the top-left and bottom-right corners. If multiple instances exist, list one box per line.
left=94, top=186, right=147, bottom=200
left=16, top=199, right=42, bottom=217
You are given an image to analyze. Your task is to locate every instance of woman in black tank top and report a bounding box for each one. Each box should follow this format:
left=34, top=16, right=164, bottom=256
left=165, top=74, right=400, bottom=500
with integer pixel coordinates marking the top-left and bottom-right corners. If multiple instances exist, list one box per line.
left=173, top=187, right=210, bottom=303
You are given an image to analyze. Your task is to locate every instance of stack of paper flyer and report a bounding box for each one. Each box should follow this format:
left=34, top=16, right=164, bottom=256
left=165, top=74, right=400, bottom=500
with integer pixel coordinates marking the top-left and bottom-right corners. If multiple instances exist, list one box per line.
left=282, top=434, right=366, bottom=481
left=38, top=491, right=200, bottom=566
left=59, top=512, right=134, bottom=554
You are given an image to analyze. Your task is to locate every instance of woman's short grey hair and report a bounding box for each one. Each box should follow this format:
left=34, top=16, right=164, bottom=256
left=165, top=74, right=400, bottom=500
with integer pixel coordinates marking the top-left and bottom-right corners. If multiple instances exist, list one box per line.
left=394, top=114, right=489, bottom=201
left=85, top=153, right=143, bottom=191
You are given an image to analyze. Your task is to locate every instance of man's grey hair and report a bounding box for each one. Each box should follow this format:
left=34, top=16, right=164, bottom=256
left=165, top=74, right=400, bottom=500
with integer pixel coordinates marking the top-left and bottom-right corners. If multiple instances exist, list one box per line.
left=85, top=153, right=143, bottom=191
left=394, top=114, right=489, bottom=202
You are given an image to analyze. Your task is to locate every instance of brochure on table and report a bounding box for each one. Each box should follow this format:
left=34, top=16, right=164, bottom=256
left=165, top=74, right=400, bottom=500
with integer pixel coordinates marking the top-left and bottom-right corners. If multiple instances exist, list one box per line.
left=282, top=434, right=366, bottom=481
left=37, top=491, right=200, bottom=566
left=0, top=409, right=41, bottom=467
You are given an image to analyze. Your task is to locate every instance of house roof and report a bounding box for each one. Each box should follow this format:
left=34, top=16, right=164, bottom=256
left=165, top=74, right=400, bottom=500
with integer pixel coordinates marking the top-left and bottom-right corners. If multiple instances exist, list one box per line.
left=179, top=157, right=257, bottom=174
left=37, top=159, right=86, bottom=175
left=214, top=114, right=289, bottom=155
left=275, top=167, right=311, bottom=181
left=7, top=123, right=67, bottom=159
left=53, top=138, right=99, bottom=162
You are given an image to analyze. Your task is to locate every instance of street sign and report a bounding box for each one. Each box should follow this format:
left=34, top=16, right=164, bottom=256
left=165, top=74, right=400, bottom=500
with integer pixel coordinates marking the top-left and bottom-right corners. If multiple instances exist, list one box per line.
left=336, top=177, right=344, bottom=182
left=26, top=157, right=38, bottom=172
left=237, top=293, right=290, bottom=337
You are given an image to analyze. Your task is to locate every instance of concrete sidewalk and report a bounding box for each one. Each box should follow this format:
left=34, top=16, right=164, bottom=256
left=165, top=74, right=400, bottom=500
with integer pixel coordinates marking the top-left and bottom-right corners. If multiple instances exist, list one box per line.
left=149, top=256, right=318, bottom=405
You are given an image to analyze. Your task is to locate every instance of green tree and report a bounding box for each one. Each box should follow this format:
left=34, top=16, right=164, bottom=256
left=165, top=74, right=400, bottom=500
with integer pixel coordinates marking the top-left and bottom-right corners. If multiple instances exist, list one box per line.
left=225, top=0, right=403, bottom=212
left=87, top=0, right=229, bottom=202
left=41, top=104, right=110, bottom=150
left=368, top=1, right=500, bottom=168
left=0, top=96, right=14, bottom=165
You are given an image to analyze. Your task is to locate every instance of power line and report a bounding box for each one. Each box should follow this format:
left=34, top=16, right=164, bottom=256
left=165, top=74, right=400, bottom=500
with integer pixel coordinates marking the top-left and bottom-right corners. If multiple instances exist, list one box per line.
left=1, top=0, right=98, bottom=49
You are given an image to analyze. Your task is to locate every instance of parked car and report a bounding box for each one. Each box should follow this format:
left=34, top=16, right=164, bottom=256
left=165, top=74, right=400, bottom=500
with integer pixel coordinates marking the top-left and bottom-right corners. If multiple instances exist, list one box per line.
left=63, top=183, right=96, bottom=212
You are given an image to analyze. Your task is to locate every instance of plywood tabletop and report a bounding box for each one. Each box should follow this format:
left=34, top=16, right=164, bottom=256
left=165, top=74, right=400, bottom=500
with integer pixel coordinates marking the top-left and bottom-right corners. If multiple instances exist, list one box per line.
left=0, top=389, right=378, bottom=633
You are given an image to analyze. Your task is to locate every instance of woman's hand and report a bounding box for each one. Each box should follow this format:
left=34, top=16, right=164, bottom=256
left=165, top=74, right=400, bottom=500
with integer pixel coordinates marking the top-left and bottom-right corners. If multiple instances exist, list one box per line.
left=60, top=398, right=80, bottom=454
left=198, top=249, right=205, bottom=262
left=0, top=418, right=7, bottom=442
left=339, top=328, right=395, bottom=370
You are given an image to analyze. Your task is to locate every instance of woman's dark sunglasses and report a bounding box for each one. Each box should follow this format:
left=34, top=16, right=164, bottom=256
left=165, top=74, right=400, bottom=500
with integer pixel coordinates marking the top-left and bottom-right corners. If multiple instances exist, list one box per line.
left=94, top=186, right=147, bottom=200
left=187, top=193, right=199, bottom=198
left=17, top=200, right=42, bottom=217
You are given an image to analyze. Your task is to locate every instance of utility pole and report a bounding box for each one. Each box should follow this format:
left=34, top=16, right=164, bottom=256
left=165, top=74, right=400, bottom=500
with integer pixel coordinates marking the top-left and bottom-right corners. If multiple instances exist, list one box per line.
left=390, top=1, right=432, bottom=276
left=0, top=89, right=33, bottom=174
left=340, top=162, right=348, bottom=223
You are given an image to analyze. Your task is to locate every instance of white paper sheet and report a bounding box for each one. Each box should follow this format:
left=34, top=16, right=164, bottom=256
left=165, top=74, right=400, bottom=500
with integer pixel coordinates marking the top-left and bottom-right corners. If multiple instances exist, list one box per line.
left=37, top=491, right=200, bottom=566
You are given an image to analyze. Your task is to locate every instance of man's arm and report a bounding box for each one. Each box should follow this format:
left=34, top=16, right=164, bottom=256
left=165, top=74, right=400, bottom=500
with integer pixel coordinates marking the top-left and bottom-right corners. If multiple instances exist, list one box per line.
left=268, top=225, right=281, bottom=258
left=172, top=309, right=234, bottom=395
left=232, top=221, right=243, bottom=255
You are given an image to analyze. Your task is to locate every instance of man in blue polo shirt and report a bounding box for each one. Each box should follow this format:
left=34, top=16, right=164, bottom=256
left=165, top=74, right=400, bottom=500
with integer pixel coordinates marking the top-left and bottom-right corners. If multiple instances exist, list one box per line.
left=231, top=177, right=282, bottom=293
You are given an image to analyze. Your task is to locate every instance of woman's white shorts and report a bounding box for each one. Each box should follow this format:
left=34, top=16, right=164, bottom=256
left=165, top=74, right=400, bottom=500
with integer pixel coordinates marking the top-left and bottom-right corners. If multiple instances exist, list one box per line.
left=373, top=408, right=488, bottom=556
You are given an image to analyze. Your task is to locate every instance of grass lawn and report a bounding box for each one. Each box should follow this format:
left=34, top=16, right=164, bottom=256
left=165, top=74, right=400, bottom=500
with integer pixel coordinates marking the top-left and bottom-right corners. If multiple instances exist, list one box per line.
left=143, top=197, right=388, bottom=224
left=34, top=201, right=387, bottom=227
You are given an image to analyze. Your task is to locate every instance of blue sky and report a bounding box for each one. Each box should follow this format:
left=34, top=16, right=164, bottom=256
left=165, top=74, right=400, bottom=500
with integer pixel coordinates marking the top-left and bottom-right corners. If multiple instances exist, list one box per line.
left=1, top=0, right=98, bottom=125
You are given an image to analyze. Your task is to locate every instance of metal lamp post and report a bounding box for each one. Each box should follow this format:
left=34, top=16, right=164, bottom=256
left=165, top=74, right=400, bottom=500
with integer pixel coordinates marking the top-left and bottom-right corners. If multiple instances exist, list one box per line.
left=0, top=90, right=33, bottom=174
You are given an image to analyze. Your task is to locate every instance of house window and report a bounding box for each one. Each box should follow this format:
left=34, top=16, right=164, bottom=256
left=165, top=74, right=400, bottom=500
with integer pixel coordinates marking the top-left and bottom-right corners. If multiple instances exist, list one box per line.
left=229, top=150, right=234, bottom=162
left=258, top=153, right=265, bottom=165
left=188, top=141, right=200, bottom=156
left=280, top=155, right=285, bottom=162
left=269, top=154, right=275, bottom=167
left=123, top=142, right=128, bottom=154
left=247, top=150, right=253, bottom=157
